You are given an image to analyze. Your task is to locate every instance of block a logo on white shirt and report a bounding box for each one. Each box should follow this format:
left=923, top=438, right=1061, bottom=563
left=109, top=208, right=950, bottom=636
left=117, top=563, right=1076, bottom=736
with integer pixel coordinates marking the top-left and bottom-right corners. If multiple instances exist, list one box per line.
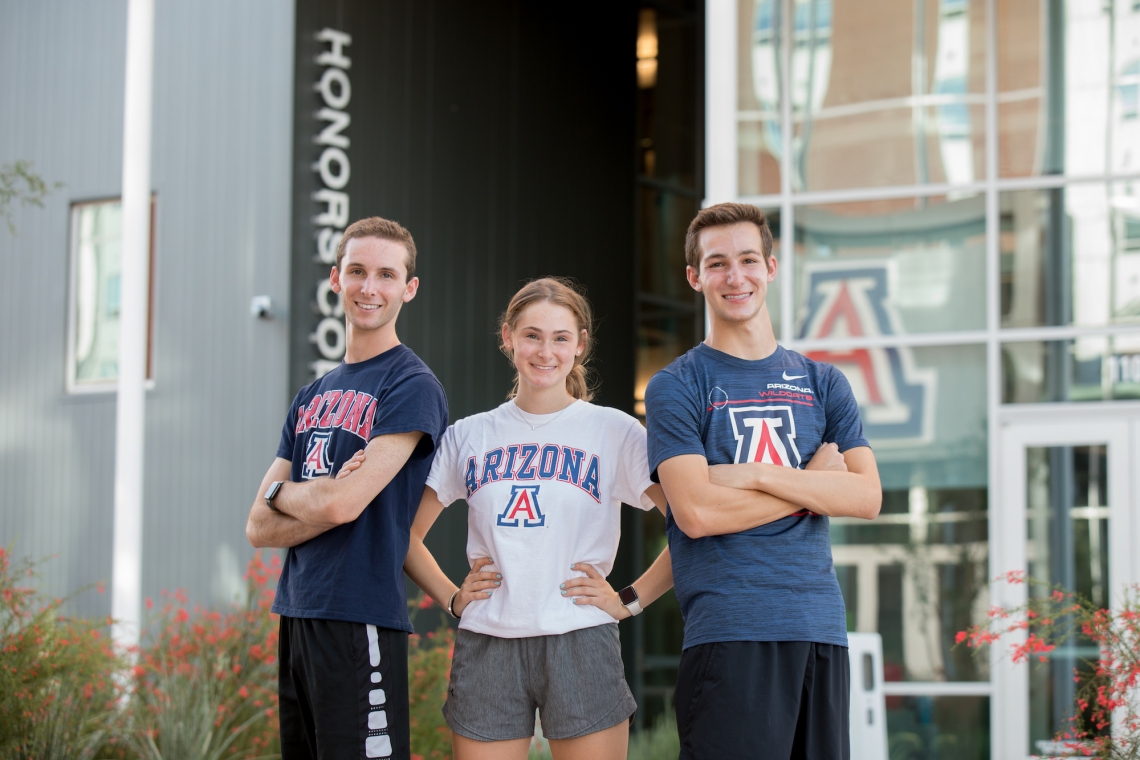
left=301, top=430, right=333, bottom=479
left=729, top=405, right=802, bottom=468
left=496, top=485, right=546, bottom=528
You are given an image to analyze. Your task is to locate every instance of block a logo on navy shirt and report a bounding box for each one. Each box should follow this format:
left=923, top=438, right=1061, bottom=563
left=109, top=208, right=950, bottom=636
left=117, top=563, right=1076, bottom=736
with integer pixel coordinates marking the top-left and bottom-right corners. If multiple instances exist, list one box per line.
left=729, top=405, right=802, bottom=467
left=798, top=260, right=936, bottom=445
left=301, top=430, right=333, bottom=479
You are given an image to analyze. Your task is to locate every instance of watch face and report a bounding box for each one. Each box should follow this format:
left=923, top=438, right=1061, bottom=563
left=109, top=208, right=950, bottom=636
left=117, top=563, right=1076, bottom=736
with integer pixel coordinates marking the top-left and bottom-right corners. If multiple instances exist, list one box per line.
left=619, top=586, right=639, bottom=606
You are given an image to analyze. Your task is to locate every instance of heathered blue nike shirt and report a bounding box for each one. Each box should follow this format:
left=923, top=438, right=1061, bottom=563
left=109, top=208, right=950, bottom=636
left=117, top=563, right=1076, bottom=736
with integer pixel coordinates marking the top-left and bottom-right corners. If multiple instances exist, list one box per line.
left=645, top=343, right=869, bottom=649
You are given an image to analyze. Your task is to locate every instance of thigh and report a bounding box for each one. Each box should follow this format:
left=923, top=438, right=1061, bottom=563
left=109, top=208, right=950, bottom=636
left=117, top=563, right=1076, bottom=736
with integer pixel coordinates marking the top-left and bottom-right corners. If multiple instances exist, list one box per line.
left=279, top=616, right=317, bottom=760
left=676, top=641, right=812, bottom=760
left=790, top=644, right=850, bottom=760
left=548, top=719, right=628, bottom=760
left=287, top=618, right=410, bottom=760
left=443, top=629, right=537, bottom=742
left=452, top=734, right=531, bottom=760
left=538, top=624, right=636, bottom=741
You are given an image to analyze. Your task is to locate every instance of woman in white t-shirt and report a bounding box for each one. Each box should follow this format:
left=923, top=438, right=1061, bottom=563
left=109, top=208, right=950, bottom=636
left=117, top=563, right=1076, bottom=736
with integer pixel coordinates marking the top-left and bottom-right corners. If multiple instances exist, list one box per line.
left=403, top=278, right=672, bottom=760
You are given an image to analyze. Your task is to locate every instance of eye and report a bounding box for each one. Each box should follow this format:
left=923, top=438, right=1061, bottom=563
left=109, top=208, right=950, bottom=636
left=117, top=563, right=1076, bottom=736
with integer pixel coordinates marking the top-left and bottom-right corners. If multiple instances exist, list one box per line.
left=555, top=336, right=568, bottom=342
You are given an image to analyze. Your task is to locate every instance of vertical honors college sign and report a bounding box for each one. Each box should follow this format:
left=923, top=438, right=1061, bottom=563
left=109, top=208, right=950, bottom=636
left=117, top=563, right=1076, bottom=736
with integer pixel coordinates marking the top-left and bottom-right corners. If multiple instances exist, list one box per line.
left=290, top=15, right=355, bottom=392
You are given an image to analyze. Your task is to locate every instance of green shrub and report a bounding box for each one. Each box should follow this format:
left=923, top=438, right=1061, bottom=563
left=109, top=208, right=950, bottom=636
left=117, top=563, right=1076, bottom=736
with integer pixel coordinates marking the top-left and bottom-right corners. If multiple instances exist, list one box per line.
left=0, top=546, right=121, bottom=760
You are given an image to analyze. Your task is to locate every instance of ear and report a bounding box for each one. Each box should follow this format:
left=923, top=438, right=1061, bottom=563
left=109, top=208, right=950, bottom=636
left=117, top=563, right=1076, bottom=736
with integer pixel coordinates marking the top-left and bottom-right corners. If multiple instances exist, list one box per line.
left=685, top=265, right=702, bottom=292
left=402, top=276, right=419, bottom=303
left=766, top=255, right=778, bottom=283
left=330, top=266, right=342, bottom=294
left=500, top=322, right=513, bottom=353
left=578, top=329, right=588, bottom=355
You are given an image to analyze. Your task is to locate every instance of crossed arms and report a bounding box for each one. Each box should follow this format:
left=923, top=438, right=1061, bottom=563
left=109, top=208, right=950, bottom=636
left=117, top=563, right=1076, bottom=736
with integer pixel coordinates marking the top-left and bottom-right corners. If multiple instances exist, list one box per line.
left=657, top=443, right=881, bottom=539
left=245, top=431, right=423, bottom=549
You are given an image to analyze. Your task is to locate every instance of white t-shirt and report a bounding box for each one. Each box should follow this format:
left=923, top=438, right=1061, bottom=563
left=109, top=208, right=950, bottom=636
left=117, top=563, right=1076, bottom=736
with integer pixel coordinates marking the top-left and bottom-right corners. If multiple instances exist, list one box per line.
left=425, top=399, right=655, bottom=638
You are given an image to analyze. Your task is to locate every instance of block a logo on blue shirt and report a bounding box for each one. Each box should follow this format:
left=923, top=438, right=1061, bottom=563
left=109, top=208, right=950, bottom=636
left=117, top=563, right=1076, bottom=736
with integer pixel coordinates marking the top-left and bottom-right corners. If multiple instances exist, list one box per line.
left=798, top=261, right=936, bottom=444
left=301, top=430, right=333, bottom=480
left=497, top=485, right=546, bottom=527
left=729, top=405, right=801, bottom=467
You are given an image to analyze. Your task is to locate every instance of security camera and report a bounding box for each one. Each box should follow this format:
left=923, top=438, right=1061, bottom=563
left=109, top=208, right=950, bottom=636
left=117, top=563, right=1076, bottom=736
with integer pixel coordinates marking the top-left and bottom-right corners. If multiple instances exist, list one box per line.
left=250, top=295, right=272, bottom=319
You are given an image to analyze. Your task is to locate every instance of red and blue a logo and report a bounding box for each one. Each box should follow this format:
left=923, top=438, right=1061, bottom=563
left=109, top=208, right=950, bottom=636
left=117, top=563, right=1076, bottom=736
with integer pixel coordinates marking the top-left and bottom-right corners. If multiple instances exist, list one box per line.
left=301, top=431, right=332, bottom=479
left=497, top=485, right=546, bottom=528
left=798, top=262, right=935, bottom=444
left=729, top=405, right=801, bottom=467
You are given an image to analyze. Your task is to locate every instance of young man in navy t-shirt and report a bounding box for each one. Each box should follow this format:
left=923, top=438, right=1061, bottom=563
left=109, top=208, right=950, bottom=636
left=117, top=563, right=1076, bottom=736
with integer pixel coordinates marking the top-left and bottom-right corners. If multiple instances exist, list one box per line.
left=645, top=203, right=881, bottom=759
left=246, top=217, right=447, bottom=760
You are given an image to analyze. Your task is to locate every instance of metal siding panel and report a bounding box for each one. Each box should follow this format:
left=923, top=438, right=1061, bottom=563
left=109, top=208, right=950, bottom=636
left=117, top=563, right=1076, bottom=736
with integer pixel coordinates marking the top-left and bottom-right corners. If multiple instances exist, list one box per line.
left=0, top=0, right=295, bottom=616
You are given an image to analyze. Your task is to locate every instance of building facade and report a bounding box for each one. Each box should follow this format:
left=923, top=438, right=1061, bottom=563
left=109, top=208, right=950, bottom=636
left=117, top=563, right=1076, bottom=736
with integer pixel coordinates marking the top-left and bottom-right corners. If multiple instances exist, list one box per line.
left=2, top=0, right=1139, bottom=756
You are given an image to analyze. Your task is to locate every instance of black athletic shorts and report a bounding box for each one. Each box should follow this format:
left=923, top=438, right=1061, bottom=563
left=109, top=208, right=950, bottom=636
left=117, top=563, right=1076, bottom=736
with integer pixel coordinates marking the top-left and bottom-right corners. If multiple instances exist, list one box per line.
left=675, top=640, right=850, bottom=760
left=278, top=616, right=410, bottom=760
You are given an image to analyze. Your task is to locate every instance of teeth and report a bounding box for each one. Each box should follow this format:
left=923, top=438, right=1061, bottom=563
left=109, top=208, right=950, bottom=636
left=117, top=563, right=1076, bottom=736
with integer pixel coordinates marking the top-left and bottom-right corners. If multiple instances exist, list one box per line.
left=356, top=303, right=380, bottom=310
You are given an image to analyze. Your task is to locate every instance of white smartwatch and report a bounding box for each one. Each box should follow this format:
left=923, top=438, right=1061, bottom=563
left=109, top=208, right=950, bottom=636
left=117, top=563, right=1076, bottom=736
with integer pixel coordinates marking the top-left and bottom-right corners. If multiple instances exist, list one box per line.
left=618, top=585, right=643, bottom=617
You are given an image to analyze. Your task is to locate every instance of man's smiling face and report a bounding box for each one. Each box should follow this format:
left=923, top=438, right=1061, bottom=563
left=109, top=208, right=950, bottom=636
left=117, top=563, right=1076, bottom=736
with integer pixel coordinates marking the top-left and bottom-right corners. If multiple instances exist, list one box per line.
left=687, top=221, right=777, bottom=324
left=330, top=236, right=418, bottom=333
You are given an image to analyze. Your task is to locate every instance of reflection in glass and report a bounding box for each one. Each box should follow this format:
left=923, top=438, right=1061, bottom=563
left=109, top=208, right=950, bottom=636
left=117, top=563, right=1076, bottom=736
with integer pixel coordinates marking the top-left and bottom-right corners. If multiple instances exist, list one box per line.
left=72, top=202, right=123, bottom=385
left=739, top=0, right=783, bottom=195
left=998, top=0, right=1140, bottom=177
left=780, top=0, right=986, bottom=191
left=1026, top=445, right=1110, bottom=754
left=795, top=195, right=986, bottom=338
left=1000, top=184, right=1140, bottom=329
left=886, top=695, right=990, bottom=760
left=1002, top=335, right=1140, bottom=402
left=830, top=345, right=988, bottom=685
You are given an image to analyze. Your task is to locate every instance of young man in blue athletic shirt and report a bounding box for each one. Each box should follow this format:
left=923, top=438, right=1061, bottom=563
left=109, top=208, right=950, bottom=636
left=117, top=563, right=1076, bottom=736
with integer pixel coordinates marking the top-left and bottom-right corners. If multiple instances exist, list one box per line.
left=246, top=217, right=448, bottom=760
left=644, top=203, right=881, bottom=760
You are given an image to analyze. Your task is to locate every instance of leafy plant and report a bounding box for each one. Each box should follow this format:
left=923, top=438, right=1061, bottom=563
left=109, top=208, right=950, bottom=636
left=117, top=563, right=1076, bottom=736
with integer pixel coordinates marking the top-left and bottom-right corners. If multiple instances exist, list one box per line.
left=119, top=553, right=282, bottom=760
left=958, top=572, right=1140, bottom=758
left=0, top=160, right=57, bottom=234
left=407, top=595, right=454, bottom=760
left=0, top=545, right=121, bottom=760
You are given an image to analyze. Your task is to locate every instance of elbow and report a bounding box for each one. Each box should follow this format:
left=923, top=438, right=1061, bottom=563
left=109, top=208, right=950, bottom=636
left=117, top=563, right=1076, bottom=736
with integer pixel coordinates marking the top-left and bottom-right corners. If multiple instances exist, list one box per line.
left=246, top=520, right=266, bottom=549
left=860, top=490, right=882, bottom=520
left=669, top=504, right=710, bottom=539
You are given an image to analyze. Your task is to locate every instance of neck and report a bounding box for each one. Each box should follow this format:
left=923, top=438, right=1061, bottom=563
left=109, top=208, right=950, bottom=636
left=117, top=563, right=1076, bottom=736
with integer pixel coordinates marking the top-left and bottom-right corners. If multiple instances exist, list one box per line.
left=704, top=304, right=779, bottom=361
left=514, top=382, right=576, bottom=415
left=344, top=319, right=402, bottom=364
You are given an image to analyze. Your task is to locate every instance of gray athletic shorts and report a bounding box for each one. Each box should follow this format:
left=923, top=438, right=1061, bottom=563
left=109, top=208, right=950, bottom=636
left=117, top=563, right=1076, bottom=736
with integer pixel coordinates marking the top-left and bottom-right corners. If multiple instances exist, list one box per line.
left=442, top=623, right=636, bottom=742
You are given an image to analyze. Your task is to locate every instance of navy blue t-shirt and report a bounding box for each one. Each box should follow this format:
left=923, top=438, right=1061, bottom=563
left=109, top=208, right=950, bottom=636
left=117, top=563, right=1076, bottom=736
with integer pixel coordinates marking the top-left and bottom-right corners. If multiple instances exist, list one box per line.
left=645, top=343, right=868, bottom=650
left=272, top=344, right=448, bottom=632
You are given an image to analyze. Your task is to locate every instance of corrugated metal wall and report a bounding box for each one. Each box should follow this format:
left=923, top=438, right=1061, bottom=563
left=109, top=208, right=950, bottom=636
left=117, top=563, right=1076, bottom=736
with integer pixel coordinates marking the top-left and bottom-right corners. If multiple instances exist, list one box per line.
left=0, top=0, right=296, bottom=616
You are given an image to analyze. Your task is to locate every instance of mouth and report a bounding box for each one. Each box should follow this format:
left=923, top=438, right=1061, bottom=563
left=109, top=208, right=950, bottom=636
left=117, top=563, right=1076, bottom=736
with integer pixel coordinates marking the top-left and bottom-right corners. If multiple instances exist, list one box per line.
left=354, top=302, right=382, bottom=312
left=722, top=292, right=753, bottom=302
left=530, top=363, right=559, bottom=373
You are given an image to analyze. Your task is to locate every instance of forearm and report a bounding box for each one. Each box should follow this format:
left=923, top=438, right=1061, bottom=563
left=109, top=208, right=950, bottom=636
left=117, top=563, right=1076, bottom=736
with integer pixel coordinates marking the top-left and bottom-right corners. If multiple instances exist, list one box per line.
left=273, top=477, right=346, bottom=527
left=667, top=480, right=799, bottom=538
left=631, top=545, right=673, bottom=608
left=404, top=535, right=459, bottom=611
left=751, top=465, right=879, bottom=519
left=246, top=500, right=331, bottom=548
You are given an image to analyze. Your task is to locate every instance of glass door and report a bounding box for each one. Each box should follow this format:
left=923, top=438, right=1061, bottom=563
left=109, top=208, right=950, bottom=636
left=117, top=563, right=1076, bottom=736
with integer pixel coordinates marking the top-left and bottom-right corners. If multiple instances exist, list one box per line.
left=993, top=412, right=1136, bottom=759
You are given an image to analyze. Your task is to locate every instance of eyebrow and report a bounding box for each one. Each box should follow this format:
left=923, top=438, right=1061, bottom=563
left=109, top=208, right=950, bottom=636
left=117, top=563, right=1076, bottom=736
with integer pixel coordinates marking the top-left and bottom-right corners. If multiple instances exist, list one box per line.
left=520, top=326, right=574, bottom=334
left=703, top=249, right=761, bottom=261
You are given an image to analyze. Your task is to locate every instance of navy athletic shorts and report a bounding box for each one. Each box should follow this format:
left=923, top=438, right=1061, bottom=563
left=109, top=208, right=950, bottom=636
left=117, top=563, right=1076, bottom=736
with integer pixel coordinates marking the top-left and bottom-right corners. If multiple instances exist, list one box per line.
left=278, top=616, right=410, bottom=760
left=674, top=640, right=850, bottom=760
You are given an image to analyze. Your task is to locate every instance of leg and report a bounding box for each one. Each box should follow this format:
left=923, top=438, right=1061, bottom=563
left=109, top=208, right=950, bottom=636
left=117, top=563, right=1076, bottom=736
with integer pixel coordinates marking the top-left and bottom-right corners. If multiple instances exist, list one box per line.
left=548, top=719, right=628, bottom=760
left=278, top=616, right=318, bottom=760
left=675, top=641, right=811, bottom=760
left=789, top=643, right=850, bottom=760
left=452, top=734, right=531, bottom=760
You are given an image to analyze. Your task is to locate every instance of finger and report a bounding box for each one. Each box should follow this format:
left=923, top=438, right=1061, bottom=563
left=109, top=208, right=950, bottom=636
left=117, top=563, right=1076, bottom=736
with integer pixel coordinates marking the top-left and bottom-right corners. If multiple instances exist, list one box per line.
left=470, top=557, right=495, bottom=572
left=467, top=571, right=502, bottom=582
left=560, top=578, right=601, bottom=591
left=571, top=563, right=603, bottom=580
left=464, top=579, right=501, bottom=592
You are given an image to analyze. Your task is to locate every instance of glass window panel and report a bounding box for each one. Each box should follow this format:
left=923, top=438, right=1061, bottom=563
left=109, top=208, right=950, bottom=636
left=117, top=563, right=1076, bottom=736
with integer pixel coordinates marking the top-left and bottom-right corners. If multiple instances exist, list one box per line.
left=1000, top=183, right=1140, bottom=329
left=71, top=201, right=123, bottom=387
left=1026, top=445, right=1110, bottom=753
left=795, top=195, right=986, bottom=337
left=738, top=0, right=783, bottom=196
left=1002, top=334, right=1140, bottom=402
left=830, top=345, right=989, bottom=683
left=887, top=695, right=990, bottom=760
left=997, top=0, right=1140, bottom=177
left=790, top=0, right=986, bottom=192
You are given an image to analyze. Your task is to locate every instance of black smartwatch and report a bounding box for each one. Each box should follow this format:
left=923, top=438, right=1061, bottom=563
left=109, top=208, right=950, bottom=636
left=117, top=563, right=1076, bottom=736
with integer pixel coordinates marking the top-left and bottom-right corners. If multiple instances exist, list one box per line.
left=264, top=480, right=285, bottom=512
left=618, top=585, right=643, bottom=616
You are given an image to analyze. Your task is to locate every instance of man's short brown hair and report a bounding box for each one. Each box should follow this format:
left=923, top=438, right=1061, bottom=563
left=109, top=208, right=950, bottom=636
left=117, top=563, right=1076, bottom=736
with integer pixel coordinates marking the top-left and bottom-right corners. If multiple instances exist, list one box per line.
left=335, top=216, right=418, bottom=280
left=684, top=202, right=774, bottom=271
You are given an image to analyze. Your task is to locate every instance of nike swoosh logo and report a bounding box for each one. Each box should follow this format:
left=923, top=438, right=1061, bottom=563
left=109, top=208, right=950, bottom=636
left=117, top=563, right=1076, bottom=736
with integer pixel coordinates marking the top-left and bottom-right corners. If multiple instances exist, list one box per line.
left=782, top=371, right=807, bottom=381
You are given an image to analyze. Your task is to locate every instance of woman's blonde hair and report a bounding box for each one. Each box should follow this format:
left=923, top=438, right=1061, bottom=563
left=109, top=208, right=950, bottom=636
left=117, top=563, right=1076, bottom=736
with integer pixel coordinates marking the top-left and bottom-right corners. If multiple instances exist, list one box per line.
left=499, top=277, right=596, bottom=402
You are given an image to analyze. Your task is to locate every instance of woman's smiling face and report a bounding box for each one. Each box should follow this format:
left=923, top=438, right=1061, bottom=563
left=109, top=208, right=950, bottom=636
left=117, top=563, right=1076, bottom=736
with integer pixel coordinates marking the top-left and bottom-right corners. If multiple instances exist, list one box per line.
left=502, top=301, right=585, bottom=395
